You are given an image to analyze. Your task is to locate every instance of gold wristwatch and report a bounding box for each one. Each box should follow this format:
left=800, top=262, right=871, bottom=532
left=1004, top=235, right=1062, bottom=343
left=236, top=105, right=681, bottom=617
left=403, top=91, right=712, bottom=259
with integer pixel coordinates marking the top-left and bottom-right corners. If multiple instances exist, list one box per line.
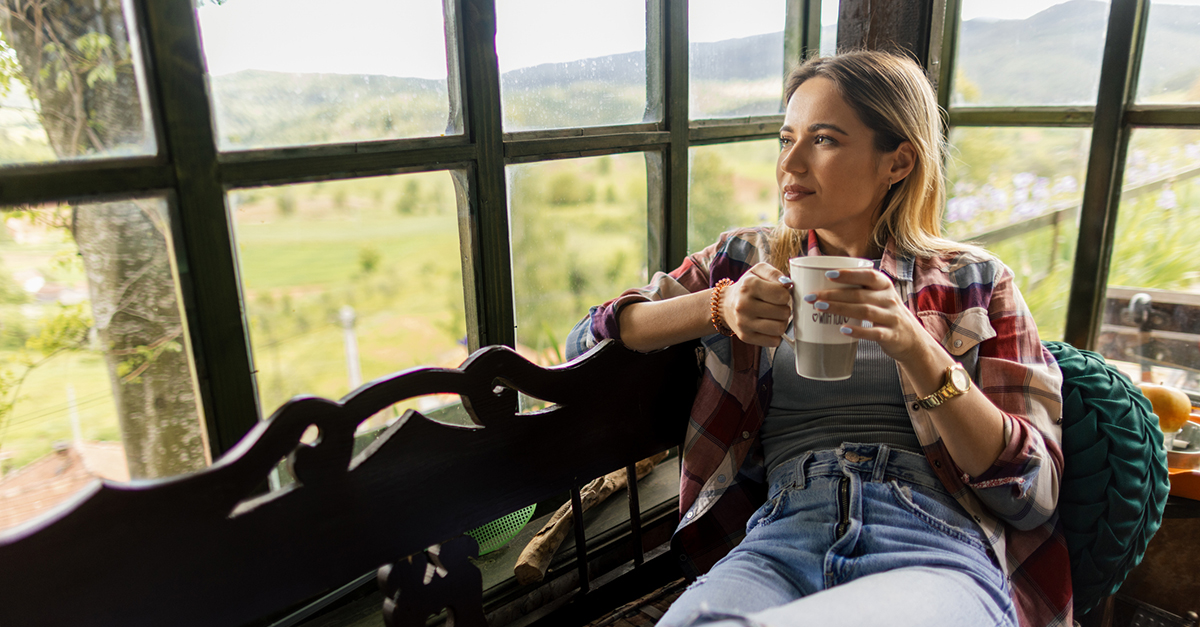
left=913, top=363, right=971, bottom=410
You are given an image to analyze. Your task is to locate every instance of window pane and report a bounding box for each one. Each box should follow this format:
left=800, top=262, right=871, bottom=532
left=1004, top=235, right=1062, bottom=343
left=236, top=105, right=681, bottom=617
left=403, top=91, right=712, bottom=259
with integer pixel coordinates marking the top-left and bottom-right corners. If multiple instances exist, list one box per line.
left=689, top=0, right=786, bottom=120
left=688, top=140, right=781, bottom=253
left=953, top=1, right=1111, bottom=106
left=946, top=127, right=1092, bottom=340
left=0, top=196, right=206, bottom=532
left=0, top=2, right=155, bottom=165
left=1136, top=1, right=1200, bottom=104
left=508, top=154, right=648, bottom=363
left=495, top=0, right=647, bottom=131
left=820, top=1, right=838, bottom=57
left=196, top=0, right=454, bottom=151
left=1099, top=129, right=1200, bottom=394
left=230, top=173, right=467, bottom=419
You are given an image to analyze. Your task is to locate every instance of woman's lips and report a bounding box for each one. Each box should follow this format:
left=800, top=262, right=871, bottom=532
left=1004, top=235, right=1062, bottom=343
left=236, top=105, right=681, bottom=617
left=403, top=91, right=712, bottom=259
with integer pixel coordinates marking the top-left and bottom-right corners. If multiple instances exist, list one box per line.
left=782, top=185, right=814, bottom=201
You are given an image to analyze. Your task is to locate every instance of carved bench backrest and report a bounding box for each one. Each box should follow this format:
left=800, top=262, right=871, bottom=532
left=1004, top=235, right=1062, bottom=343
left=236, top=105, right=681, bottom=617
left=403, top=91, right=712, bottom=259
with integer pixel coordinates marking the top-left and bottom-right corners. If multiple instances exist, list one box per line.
left=0, top=340, right=699, bottom=627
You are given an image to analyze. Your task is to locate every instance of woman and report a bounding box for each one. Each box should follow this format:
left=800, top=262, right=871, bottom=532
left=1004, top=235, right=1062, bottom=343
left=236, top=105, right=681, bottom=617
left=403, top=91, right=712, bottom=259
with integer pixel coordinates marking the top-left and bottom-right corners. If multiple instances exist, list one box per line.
left=566, top=51, right=1069, bottom=627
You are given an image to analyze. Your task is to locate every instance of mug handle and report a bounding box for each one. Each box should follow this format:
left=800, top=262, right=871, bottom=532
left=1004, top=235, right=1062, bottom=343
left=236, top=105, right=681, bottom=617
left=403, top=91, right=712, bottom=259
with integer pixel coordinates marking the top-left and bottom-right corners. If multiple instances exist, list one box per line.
left=780, top=319, right=796, bottom=350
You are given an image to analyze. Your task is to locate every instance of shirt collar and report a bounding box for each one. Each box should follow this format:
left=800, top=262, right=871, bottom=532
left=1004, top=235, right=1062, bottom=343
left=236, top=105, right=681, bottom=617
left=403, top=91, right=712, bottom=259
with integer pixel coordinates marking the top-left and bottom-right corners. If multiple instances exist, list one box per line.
left=802, top=230, right=914, bottom=283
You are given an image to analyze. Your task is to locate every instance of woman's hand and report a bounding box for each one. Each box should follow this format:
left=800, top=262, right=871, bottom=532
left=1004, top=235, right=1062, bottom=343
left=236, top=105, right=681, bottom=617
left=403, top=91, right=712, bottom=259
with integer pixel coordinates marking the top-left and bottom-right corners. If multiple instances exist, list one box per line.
left=806, top=268, right=935, bottom=366
left=720, top=262, right=793, bottom=347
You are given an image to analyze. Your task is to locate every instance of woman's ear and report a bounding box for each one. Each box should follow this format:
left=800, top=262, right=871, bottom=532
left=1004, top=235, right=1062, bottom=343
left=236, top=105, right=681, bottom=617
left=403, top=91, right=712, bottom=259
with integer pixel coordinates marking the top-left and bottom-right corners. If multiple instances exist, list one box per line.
left=887, top=141, right=917, bottom=185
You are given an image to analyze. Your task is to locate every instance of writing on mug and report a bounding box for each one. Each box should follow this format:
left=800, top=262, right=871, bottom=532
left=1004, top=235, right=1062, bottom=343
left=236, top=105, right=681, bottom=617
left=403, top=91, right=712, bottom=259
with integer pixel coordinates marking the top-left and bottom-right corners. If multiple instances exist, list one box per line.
left=811, top=311, right=850, bottom=326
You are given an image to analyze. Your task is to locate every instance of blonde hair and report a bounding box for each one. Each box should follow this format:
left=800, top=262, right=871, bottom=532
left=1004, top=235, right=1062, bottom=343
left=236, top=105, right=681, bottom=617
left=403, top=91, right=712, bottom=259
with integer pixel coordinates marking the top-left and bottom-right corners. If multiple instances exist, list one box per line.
left=768, top=50, right=984, bottom=270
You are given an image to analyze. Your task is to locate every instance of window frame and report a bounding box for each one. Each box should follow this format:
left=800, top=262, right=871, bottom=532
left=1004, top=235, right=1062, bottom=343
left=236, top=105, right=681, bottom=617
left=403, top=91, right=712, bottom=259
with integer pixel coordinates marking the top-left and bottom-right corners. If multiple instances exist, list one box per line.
left=935, top=0, right=1200, bottom=349
left=0, top=0, right=820, bottom=457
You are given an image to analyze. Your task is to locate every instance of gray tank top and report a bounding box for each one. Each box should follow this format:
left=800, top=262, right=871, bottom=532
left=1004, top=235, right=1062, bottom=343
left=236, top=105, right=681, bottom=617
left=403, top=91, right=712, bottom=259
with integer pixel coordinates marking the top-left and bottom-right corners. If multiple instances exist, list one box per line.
left=762, top=329, right=922, bottom=473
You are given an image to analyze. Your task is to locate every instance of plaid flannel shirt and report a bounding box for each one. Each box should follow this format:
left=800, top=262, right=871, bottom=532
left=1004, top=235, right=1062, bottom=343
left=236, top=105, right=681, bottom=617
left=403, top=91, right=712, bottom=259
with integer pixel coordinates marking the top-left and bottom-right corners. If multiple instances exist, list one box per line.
left=567, top=227, right=1072, bottom=627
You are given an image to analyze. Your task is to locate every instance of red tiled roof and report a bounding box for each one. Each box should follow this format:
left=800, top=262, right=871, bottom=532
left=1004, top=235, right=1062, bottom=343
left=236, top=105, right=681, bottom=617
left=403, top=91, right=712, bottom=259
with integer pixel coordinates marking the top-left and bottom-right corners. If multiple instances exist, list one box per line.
left=0, top=441, right=128, bottom=533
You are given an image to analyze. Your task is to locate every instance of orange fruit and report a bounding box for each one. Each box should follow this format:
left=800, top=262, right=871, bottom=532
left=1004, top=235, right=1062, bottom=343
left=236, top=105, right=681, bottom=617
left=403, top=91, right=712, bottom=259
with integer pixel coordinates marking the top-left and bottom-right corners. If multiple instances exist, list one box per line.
left=1138, top=383, right=1194, bottom=433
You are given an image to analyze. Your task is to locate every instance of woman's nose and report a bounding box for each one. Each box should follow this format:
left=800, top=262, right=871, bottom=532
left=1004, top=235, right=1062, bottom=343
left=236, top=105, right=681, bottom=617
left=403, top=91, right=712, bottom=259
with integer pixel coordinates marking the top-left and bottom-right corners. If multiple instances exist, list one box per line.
left=779, top=145, right=807, bottom=174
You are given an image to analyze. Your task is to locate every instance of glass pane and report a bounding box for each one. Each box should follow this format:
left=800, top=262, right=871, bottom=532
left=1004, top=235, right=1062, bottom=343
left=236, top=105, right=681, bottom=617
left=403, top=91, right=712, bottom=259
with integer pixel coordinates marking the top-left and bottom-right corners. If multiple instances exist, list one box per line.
left=945, top=127, right=1092, bottom=341
left=508, top=154, right=648, bottom=364
left=495, top=0, right=647, bottom=131
left=196, top=0, right=454, bottom=151
left=0, top=196, right=206, bottom=532
left=820, top=1, right=839, bottom=57
left=689, top=0, right=786, bottom=119
left=1136, top=1, right=1200, bottom=104
left=953, top=1, right=1111, bottom=106
left=688, top=139, right=781, bottom=253
left=230, top=173, right=467, bottom=421
left=0, top=2, right=155, bottom=165
left=1098, top=129, right=1200, bottom=394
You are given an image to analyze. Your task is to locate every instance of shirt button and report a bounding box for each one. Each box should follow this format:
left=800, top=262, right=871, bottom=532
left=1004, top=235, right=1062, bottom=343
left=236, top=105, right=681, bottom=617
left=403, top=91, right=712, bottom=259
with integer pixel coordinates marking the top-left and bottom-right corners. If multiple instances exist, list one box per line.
left=685, top=511, right=695, bottom=519
left=953, top=339, right=963, bottom=348
left=934, top=460, right=942, bottom=468
left=717, top=474, right=727, bottom=483
left=742, top=431, right=751, bottom=439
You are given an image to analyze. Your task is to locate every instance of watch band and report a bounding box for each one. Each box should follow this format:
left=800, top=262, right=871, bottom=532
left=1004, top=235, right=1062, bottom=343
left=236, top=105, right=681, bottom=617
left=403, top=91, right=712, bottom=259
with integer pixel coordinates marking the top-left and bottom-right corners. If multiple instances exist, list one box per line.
left=913, top=364, right=970, bottom=410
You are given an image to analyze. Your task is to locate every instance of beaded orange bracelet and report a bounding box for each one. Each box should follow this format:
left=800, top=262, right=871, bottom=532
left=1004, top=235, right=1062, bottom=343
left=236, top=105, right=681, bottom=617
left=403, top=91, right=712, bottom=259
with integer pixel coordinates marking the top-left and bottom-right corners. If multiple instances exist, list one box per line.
left=710, top=278, right=736, bottom=337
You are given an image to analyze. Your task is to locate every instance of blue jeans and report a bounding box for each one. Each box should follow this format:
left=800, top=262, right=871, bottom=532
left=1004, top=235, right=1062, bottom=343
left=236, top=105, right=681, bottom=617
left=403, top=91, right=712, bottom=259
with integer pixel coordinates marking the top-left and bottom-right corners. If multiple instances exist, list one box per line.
left=658, top=443, right=1018, bottom=627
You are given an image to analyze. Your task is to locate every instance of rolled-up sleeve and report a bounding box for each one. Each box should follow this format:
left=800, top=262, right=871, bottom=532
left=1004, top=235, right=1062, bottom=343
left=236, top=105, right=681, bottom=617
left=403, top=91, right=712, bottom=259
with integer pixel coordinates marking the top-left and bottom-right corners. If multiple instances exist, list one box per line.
left=962, top=267, right=1064, bottom=530
left=565, top=235, right=738, bottom=360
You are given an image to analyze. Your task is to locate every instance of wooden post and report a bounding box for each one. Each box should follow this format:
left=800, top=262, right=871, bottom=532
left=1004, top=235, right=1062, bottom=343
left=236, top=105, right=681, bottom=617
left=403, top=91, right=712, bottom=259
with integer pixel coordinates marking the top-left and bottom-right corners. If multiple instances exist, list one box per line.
left=837, top=0, right=935, bottom=65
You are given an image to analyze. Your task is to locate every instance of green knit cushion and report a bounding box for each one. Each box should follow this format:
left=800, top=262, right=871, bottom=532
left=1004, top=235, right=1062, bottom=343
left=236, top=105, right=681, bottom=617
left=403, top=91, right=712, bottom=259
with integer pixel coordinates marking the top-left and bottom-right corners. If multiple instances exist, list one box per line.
left=1044, top=341, right=1170, bottom=615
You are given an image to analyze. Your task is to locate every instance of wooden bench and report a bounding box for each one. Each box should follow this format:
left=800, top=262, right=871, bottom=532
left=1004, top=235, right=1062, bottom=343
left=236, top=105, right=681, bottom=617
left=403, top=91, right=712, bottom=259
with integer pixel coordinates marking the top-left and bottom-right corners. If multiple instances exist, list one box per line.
left=2, top=336, right=1186, bottom=627
left=0, top=339, right=700, bottom=627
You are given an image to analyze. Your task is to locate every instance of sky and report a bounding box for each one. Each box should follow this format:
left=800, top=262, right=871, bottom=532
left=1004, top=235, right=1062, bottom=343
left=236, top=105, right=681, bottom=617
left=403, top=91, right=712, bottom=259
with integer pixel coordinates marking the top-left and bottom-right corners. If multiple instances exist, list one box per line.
left=961, top=0, right=1200, bottom=20
left=195, top=0, right=1200, bottom=78
left=195, top=0, right=835, bottom=78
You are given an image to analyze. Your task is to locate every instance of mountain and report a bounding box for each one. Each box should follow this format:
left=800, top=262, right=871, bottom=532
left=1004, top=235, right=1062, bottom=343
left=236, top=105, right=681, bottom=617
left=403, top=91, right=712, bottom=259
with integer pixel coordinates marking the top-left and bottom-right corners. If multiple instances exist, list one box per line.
left=206, top=3, right=1200, bottom=145
left=956, top=0, right=1200, bottom=105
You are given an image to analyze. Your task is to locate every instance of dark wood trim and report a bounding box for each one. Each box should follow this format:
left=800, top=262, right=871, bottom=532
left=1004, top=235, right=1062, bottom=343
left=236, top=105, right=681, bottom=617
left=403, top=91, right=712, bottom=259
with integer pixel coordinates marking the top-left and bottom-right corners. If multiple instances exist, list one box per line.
left=688, top=116, right=785, bottom=145
left=457, top=0, right=513, bottom=351
left=0, top=158, right=174, bottom=206
left=1125, top=105, right=1200, bottom=128
left=218, top=144, right=476, bottom=189
left=504, top=123, right=664, bottom=142
left=838, top=0, right=934, bottom=65
left=949, top=107, right=1096, bottom=127
left=504, top=132, right=672, bottom=163
left=783, top=0, right=816, bottom=70
left=137, top=0, right=260, bottom=455
left=930, top=0, right=960, bottom=111
left=216, top=135, right=469, bottom=165
left=1065, top=0, right=1150, bottom=350
left=663, top=0, right=690, bottom=273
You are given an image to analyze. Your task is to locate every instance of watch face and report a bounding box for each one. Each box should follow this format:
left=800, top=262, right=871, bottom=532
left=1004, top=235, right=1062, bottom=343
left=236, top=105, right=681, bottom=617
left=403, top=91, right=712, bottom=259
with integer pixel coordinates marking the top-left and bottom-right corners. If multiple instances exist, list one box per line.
left=949, top=366, right=971, bottom=392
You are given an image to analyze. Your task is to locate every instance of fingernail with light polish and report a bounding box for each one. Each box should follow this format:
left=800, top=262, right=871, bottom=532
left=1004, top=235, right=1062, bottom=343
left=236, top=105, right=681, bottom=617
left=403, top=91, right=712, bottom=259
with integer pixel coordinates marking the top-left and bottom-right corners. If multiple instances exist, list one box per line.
left=814, top=301, right=829, bottom=310
left=803, top=293, right=817, bottom=303
left=780, top=276, right=794, bottom=286
left=840, top=326, right=853, bottom=335
left=825, top=270, right=840, bottom=279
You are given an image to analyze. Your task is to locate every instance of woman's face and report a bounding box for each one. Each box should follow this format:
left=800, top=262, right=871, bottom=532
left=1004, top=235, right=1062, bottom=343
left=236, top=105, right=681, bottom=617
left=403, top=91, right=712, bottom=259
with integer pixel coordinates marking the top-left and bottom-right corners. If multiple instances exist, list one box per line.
left=776, top=77, right=910, bottom=253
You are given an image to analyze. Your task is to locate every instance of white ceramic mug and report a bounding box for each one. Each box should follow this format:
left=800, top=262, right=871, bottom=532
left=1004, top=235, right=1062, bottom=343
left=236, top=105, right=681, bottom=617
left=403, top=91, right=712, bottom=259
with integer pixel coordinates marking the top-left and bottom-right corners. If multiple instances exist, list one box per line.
left=780, top=256, right=874, bottom=381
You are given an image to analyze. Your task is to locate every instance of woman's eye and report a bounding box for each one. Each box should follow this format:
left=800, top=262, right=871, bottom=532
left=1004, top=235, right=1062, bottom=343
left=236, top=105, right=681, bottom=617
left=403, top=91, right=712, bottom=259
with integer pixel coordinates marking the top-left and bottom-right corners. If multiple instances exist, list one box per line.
left=814, top=135, right=834, bottom=145
left=779, top=136, right=792, bottom=149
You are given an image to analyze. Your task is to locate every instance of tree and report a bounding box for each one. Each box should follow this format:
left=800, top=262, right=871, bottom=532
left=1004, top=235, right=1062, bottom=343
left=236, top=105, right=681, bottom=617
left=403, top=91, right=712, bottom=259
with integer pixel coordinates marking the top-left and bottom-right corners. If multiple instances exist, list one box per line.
left=1, top=1, right=207, bottom=478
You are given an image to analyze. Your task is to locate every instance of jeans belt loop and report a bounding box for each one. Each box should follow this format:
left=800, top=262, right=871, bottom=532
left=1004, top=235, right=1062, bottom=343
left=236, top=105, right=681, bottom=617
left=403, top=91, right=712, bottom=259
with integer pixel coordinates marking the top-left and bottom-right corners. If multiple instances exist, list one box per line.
left=872, top=444, right=891, bottom=483
left=794, top=450, right=812, bottom=489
